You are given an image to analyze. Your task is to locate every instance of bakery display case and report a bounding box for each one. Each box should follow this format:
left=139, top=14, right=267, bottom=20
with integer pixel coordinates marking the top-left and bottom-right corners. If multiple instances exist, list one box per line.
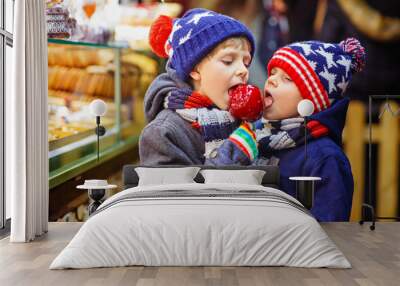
left=45, top=1, right=181, bottom=189
left=48, top=38, right=160, bottom=188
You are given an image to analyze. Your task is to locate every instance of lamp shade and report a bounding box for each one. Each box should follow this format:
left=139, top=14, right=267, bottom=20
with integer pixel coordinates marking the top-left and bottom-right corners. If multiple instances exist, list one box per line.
left=90, top=99, right=107, bottom=117
left=297, top=99, right=314, bottom=117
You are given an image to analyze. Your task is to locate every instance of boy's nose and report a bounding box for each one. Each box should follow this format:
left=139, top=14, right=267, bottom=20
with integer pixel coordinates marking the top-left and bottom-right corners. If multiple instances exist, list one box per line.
left=236, top=64, right=249, bottom=81
left=267, top=76, right=277, bottom=87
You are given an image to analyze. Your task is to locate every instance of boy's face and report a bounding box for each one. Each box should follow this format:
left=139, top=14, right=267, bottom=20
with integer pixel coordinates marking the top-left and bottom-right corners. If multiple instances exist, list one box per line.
left=190, top=39, right=251, bottom=110
left=263, top=67, right=303, bottom=120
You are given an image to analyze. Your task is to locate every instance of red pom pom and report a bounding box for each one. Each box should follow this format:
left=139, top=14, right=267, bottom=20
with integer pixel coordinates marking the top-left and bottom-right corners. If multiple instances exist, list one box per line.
left=149, top=15, right=173, bottom=58
left=339, top=37, right=366, bottom=73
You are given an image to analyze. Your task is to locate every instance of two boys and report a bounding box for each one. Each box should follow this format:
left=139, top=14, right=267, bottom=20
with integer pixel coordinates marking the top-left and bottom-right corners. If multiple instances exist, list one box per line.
left=140, top=9, right=366, bottom=221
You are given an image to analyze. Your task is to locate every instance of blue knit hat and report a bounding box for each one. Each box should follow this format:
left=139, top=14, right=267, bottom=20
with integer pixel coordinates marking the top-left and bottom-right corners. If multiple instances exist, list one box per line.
left=149, top=8, right=255, bottom=81
left=267, top=38, right=366, bottom=113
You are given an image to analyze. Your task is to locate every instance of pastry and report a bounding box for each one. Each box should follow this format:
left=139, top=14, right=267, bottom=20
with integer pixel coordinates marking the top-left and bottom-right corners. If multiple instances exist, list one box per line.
left=46, top=4, right=70, bottom=39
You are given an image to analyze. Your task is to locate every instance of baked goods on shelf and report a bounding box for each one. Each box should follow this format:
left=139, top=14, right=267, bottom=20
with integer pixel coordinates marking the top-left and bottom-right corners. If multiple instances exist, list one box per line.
left=47, top=39, right=155, bottom=144
left=48, top=121, right=93, bottom=142
left=46, top=4, right=71, bottom=39
left=48, top=63, right=140, bottom=98
left=48, top=45, right=101, bottom=68
left=116, top=3, right=182, bottom=50
left=122, top=52, right=158, bottom=89
left=46, top=2, right=77, bottom=39
left=48, top=91, right=130, bottom=142
left=120, top=3, right=182, bottom=26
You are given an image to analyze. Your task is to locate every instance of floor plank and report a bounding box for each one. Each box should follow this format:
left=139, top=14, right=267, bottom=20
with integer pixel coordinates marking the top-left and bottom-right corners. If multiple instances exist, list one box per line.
left=0, top=222, right=399, bottom=286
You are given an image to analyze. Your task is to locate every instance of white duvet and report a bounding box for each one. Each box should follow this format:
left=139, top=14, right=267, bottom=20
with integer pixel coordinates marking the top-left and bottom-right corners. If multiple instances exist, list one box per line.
left=50, top=183, right=351, bottom=269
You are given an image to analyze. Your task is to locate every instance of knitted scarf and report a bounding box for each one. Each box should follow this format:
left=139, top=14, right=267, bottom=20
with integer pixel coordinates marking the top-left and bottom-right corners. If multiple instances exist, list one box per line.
left=164, top=88, right=240, bottom=159
left=255, top=117, right=329, bottom=165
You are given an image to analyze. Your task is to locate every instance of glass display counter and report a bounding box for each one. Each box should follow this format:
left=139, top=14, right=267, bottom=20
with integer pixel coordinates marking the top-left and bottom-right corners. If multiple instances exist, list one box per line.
left=48, top=38, right=160, bottom=188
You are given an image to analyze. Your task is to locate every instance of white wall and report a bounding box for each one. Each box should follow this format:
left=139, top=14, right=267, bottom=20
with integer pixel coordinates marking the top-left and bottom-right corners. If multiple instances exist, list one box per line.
left=5, top=0, right=13, bottom=33
left=5, top=45, right=12, bottom=220
left=5, top=0, right=14, bottom=220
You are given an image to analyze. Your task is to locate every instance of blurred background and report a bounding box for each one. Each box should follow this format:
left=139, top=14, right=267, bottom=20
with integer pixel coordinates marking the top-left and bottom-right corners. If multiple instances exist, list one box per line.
left=41, top=0, right=400, bottom=222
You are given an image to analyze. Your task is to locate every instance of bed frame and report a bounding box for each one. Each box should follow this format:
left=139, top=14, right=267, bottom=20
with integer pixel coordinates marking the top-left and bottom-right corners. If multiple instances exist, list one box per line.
left=122, top=165, right=280, bottom=189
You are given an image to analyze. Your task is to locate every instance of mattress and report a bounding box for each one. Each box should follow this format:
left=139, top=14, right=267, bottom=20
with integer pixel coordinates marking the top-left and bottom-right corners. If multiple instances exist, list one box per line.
left=50, top=183, right=350, bottom=269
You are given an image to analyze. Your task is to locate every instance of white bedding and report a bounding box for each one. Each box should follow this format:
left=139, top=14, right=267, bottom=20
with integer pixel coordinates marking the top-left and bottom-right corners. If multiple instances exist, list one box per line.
left=50, top=183, right=351, bottom=269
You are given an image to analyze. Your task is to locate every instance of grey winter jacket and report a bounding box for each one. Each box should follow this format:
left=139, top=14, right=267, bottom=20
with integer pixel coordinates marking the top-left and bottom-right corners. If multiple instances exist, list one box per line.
left=139, top=62, right=250, bottom=166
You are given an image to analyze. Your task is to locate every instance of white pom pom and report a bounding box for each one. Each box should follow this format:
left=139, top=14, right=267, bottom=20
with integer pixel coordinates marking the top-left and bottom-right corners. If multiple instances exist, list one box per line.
left=297, top=99, right=314, bottom=117
left=90, top=99, right=107, bottom=117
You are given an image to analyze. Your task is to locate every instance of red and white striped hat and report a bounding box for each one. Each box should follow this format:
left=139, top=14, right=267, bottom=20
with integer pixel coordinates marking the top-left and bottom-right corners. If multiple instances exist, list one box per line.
left=267, top=38, right=366, bottom=113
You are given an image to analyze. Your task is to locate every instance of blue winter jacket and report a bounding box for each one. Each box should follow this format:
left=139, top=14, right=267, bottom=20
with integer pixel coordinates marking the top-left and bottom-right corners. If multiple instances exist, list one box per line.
left=258, top=98, right=354, bottom=222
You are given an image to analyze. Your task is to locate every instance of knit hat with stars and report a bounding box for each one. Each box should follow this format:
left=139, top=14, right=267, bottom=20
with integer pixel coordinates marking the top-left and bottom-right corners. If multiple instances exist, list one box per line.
left=149, top=8, right=255, bottom=81
left=267, top=38, right=366, bottom=113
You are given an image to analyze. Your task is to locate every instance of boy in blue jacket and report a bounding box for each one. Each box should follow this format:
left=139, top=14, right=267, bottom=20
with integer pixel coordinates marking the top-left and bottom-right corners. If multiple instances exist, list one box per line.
left=139, top=8, right=258, bottom=165
left=255, top=38, right=366, bottom=221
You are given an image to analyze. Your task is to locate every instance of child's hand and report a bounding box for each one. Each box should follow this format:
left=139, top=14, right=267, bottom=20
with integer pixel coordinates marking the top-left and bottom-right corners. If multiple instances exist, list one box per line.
left=228, top=122, right=258, bottom=161
left=192, top=108, right=239, bottom=159
left=228, top=84, right=264, bottom=122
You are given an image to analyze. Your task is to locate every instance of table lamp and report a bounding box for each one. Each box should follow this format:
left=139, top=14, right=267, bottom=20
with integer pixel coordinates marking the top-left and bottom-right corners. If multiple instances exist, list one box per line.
left=77, top=180, right=117, bottom=215
left=90, top=99, right=107, bottom=161
left=289, top=99, right=321, bottom=210
left=297, top=99, right=314, bottom=164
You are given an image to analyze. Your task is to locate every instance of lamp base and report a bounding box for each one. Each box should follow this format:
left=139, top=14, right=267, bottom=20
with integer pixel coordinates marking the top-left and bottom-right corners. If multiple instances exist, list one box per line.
left=88, top=188, right=106, bottom=215
left=95, top=125, right=106, bottom=136
left=289, top=177, right=321, bottom=210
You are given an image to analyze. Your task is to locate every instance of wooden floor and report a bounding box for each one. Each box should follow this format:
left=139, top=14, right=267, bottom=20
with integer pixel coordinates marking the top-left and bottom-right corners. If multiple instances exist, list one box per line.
left=0, top=222, right=399, bottom=286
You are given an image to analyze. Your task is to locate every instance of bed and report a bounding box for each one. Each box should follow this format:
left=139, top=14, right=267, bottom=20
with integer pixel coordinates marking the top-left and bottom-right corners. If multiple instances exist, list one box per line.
left=50, top=165, right=350, bottom=269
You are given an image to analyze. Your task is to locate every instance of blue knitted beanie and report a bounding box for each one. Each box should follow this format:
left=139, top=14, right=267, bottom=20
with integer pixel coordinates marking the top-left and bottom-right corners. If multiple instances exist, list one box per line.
left=149, top=8, right=255, bottom=81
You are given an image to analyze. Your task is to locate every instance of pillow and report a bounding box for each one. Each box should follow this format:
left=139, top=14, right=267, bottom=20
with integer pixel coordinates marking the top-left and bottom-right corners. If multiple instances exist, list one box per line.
left=135, top=167, right=201, bottom=186
left=200, top=169, right=266, bottom=185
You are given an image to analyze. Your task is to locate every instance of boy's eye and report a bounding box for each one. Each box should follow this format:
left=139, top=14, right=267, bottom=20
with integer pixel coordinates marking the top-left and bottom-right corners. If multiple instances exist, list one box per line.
left=222, top=60, right=232, bottom=65
left=284, top=76, right=293, bottom=82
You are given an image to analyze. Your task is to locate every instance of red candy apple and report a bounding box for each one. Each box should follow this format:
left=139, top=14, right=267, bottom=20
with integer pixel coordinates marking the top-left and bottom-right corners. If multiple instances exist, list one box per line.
left=228, top=84, right=264, bottom=121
